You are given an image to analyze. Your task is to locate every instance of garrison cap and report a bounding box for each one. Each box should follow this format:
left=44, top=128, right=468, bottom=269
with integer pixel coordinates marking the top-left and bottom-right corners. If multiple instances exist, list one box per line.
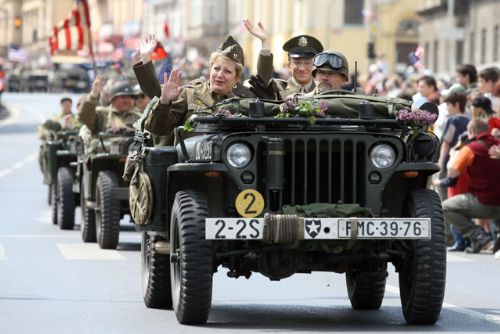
left=217, top=35, right=244, bottom=66
left=109, top=81, right=135, bottom=101
left=283, top=35, right=323, bottom=58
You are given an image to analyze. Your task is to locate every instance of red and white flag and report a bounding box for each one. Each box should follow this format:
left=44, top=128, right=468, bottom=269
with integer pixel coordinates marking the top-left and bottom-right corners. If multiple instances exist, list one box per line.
left=49, top=0, right=92, bottom=55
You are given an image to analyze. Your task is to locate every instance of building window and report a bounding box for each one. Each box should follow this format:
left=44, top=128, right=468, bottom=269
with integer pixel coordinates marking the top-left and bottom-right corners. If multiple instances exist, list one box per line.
left=207, top=0, right=218, bottom=24
left=455, top=40, right=463, bottom=65
left=344, top=0, right=363, bottom=25
left=433, top=40, right=438, bottom=73
left=191, top=0, right=202, bottom=27
left=32, top=29, right=37, bottom=43
left=481, top=28, right=486, bottom=64
left=469, top=31, right=475, bottom=63
left=494, top=25, right=499, bottom=62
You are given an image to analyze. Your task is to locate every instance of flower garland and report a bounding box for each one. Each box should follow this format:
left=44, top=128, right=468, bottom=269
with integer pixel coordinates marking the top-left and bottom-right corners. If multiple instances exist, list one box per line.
left=276, top=96, right=328, bottom=125
left=396, top=109, right=437, bottom=136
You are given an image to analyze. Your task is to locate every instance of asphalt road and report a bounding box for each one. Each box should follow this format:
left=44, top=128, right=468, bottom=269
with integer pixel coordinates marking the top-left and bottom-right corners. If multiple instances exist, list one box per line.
left=1, top=92, right=500, bottom=334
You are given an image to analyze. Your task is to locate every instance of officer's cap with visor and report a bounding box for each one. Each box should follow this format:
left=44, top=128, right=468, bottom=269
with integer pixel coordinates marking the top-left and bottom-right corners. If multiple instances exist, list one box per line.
left=312, top=50, right=349, bottom=79
left=110, top=81, right=135, bottom=101
left=283, top=35, right=323, bottom=59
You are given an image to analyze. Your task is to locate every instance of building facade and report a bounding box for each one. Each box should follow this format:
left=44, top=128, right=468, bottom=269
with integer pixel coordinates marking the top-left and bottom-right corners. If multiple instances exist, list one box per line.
left=419, top=0, right=500, bottom=77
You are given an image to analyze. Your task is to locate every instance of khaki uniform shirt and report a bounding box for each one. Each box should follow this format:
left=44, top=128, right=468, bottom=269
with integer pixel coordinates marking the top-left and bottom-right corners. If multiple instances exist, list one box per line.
left=77, top=94, right=142, bottom=134
left=144, top=80, right=235, bottom=136
left=133, top=60, right=255, bottom=99
left=257, top=52, right=316, bottom=99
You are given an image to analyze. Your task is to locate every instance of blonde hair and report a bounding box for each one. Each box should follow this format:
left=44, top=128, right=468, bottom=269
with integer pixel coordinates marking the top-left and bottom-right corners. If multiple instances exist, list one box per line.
left=209, top=52, right=243, bottom=79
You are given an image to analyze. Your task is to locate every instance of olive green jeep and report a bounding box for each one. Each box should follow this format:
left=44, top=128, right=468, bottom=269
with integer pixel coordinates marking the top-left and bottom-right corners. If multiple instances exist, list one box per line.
left=39, top=129, right=80, bottom=230
left=79, top=130, right=136, bottom=249
left=132, top=92, right=445, bottom=326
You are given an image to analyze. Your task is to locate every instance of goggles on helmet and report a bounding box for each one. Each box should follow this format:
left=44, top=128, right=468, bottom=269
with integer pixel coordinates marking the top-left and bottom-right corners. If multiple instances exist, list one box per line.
left=313, top=52, right=344, bottom=69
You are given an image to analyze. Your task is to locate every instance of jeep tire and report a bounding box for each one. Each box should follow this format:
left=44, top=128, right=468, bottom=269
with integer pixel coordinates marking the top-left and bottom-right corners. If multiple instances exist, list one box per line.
left=346, top=266, right=387, bottom=310
left=170, top=190, right=213, bottom=325
left=80, top=179, right=96, bottom=242
left=56, top=167, right=75, bottom=230
left=399, top=189, right=446, bottom=325
left=95, top=171, right=120, bottom=249
left=51, top=185, right=57, bottom=225
left=142, top=231, right=172, bottom=309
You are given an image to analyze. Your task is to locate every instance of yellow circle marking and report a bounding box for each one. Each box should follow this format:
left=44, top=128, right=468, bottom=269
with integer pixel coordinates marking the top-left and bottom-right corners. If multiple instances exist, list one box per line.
left=235, top=189, right=264, bottom=218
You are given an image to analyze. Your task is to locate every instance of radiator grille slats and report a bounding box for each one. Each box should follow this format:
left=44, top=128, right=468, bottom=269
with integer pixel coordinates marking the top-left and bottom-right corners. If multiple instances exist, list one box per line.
left=281, top=136, right=366, bottom=206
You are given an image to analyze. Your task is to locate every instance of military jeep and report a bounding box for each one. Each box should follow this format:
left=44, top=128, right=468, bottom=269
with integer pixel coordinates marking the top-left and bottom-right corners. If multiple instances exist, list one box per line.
left=132, top=92, right=445, bottom=326
left=39, top=130, right=80, bottom=229
left=79, top=131, right=136, bottom=249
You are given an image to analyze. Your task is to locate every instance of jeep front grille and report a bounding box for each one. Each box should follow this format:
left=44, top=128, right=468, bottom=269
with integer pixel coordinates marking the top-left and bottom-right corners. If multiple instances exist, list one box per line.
left=280, top=137, right=366, bottom=206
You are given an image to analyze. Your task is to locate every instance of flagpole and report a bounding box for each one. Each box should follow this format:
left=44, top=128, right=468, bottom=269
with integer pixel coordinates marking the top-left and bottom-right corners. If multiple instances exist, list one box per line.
left=87, top=27, right=97, bottom=77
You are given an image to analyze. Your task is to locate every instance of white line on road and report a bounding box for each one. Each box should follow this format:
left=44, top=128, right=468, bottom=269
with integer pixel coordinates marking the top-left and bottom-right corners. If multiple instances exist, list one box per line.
left=386, top=284, right=500, bottom=325
left=0, top=243, right=6, bottom=260
left=57, top=243, right=127, bottom=260
left=447, top=253, right=473, bottom=262
left=0, top=152, right=38, bottom=179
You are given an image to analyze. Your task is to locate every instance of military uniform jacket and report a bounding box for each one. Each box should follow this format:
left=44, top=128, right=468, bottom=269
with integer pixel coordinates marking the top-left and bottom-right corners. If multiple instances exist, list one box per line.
left=257, top=52, right=316, bottom=99
left=133, top=60, right=255, bottom=99
left=38, top=112, right=80, bottom=140
left=78, top=94, right=142, bottom=134
left=145, top=80, right=236, bottom=136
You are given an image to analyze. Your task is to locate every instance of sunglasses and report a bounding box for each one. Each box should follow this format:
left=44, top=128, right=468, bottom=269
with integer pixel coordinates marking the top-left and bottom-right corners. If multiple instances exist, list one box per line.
left=313, top=53, right=344, bottom=69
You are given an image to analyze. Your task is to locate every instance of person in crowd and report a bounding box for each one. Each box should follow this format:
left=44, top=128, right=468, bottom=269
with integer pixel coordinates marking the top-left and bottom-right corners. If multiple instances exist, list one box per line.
left=38, top=97, right=80, bottom=140
left=307, top=50, right=349, bottom=94
left=133, top=84, right=151, bottom=113
left=471, top=95, right=500, bottom=137
left=413, top=75, right=440, bottom=108
left=78, top=75, right=141, bottom=135
left=244, top=19, right=323, bottom=97
left=455, top=64, right=478, bottom=96
left=436, top=90, right=469, bottom=200
left=442, top=119, right=500, bottom=254
left=143, top=37, right=247, bottom=138
left=478, top=67, right=500, bottom=113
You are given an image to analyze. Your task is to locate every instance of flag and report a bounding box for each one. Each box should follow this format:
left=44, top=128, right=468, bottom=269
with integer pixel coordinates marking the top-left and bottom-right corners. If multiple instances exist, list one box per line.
left=49, top=0, right=92, bottom=55
left=8, top=45, right=29, bottom=63
left=151, top=41, right=168, bottom=60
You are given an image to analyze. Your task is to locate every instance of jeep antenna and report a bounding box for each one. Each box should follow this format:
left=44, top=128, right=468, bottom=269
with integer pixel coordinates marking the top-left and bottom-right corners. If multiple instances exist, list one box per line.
left=352, top=61, right=358, bottom=92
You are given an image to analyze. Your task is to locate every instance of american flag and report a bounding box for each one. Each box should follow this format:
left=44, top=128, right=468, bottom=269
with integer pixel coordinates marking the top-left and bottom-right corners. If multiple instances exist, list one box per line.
left=49, top=0, right=92, bottom=55
left=7, top=46, right=29, bottom=63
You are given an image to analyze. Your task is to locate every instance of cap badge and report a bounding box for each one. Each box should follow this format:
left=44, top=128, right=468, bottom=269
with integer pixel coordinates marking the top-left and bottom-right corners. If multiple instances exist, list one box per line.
left=298, top=36, right=308, bottom=47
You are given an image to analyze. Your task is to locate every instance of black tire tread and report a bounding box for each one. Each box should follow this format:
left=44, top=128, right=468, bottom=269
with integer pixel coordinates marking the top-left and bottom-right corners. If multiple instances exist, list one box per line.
left=95, top=171, right=120, bottom=249
left=142, top=232, right=172, bottom=309
left=80, top=180, right=96, bottom=242
left=172, top=190, right=213, bottom=325
left=399, top=188, right=446, bottom=325
left=346, top=268, right=387, bottom=310
left=57, top=167, right=75, bottom=230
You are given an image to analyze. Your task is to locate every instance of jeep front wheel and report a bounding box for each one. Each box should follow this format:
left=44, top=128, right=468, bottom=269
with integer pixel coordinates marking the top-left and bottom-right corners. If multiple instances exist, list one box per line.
left=57, top=167, right=75, bottom=230
left=170, top=190, right=213, bottom=325
left=95, top=171, right=120, bottom=249
left=346, top=266, right=387, bottom=310
left=142, top=231, right=172, bottom=309
left=398, top=189, right=446, bottom=325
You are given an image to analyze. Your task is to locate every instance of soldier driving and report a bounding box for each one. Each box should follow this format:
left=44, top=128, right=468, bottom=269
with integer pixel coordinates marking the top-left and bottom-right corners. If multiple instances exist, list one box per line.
left=78, top=76, right=142, bottom=134
left=309, top=50, right=350, bottom=94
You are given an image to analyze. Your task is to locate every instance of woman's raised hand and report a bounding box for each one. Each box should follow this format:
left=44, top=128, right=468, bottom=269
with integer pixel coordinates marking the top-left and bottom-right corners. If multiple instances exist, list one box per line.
left=160, top=69, right=182, bottom=104
left=140, top=34, right=157, bottom=63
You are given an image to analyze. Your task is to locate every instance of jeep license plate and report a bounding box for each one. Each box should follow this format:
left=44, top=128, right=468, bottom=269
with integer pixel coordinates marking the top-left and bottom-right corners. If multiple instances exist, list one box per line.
left=337, top=218, right=431, bottom=239
left=206, top=218, right=264, bottom=240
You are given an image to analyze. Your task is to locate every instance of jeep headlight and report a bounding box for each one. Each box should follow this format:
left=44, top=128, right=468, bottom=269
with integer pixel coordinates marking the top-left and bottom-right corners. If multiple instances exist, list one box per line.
left=226, top=143, right=252, bottom=168
left=370, top=144, right=396, bottom=168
